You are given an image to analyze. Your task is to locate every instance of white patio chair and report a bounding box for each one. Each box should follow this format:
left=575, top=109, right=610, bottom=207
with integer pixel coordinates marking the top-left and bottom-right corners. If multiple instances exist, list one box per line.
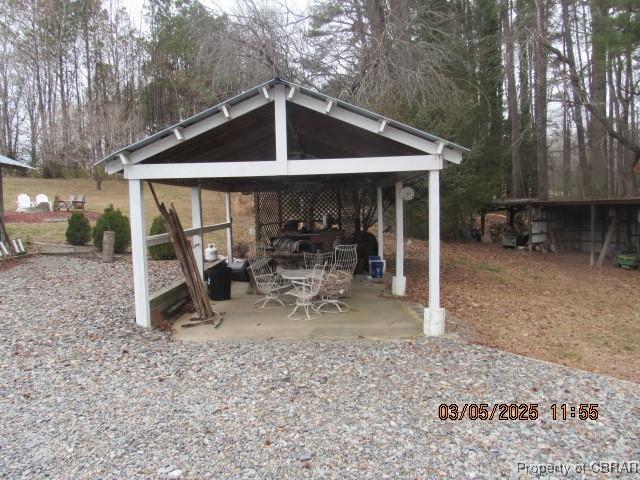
left=248, top=247, right=290, bottom=308
left=334, top=244, right=358, bottom=274
left=315, top=268, right=352, bottom=313
left=286, top=263, right=326, bottom=321
left=314, top=244, right=357, bottom=313
left=35, top=193, right=51, bottom=212
left=303, top=250, right=334, bottom=269
left=16, top=193, right=32, bottom=212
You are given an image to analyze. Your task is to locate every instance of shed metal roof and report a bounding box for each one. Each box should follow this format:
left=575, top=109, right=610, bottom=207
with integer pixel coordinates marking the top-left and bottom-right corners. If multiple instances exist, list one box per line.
left=0, top=155, right=34, bottom=169
left=491, top=197, right=640, bottom=208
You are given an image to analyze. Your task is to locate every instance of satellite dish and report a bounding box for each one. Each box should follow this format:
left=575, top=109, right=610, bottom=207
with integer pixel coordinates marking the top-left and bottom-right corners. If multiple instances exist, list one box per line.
left=400, top=186, right=415, bottom=201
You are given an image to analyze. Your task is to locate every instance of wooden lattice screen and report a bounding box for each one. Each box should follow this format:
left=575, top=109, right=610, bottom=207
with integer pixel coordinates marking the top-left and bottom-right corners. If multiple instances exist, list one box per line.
left=255, top=186, right=356, bottom=244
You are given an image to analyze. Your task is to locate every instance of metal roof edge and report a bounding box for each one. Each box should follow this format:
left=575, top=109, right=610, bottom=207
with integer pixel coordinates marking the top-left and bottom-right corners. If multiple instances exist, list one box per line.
left=97, top=76, right=470, bottom=170
left=490, top=196, right=640, bottom=207
left=0, top=154, right=35, bottom=169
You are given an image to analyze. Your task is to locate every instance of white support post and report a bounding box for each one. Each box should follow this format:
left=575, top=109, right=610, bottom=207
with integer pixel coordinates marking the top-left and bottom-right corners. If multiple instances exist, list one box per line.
left=225, top=192, right=233, bottom=262
left=377, top=186, right=384, bottom=261
left=191, top=186, right=204, bottom=277
left=129, top=179, right=150, bottom=328
left=392, top=181, right=406, bottom=296
left=425, top=169, right=445, bottom=336
left=274, top=84, right=288, bottom=174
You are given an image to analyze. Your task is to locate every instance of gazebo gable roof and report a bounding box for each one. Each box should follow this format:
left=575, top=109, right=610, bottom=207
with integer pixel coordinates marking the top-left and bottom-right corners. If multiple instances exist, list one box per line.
left=99, top=78, right=468, bottom=174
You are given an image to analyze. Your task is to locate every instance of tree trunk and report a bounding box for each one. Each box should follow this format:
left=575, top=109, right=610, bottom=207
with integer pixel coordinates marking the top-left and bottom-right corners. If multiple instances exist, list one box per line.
left=563, top=95, right=571, bottom=195
left=502, top=0, right=523, bottom=198
left=561, top=0, right=587, bottom=197
left=534, top=0, right=548, bottom=199
left=588, top=0, right=608, bottom=196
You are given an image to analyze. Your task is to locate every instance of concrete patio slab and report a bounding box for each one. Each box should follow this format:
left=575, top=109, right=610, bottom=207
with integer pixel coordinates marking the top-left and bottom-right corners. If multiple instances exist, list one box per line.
left=173, top=276, right=422, bottom=341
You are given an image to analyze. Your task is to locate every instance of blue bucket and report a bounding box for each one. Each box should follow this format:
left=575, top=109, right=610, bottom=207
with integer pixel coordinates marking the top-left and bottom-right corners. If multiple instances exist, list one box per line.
left=370, top=260, right=384, bottom=279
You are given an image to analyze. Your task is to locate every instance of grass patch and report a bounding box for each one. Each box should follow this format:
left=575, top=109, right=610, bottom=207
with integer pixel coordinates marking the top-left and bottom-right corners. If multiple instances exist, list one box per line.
left=2, top=177, right=254, bottom=245
left=558, top=350, right=580, bottom=360
left=449, top=256, right=504, bottom=274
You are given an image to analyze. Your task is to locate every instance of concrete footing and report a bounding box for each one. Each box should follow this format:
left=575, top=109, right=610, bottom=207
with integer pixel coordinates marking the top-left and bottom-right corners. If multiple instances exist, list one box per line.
left=424, top=307, right=446, bottom=336
left=391, top=276, right=406, bottom=296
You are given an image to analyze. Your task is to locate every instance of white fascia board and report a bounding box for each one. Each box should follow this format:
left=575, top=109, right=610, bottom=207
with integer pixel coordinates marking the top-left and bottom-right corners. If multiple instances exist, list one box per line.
left=288, top=155, right=442, bottom=175
left=109, top=91, right=273, bottom=173
left=105, top=159, right=124, bottom=174
left=124, top=155, right=442, bottom=180
left=124, top=161, right=282, bottom=179
left=289, top=92, right=462, bottom=164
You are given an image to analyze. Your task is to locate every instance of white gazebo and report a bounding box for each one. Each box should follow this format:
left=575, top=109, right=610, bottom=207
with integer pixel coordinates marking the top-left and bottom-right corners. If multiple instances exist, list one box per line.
left=98, top=78, right=468, bottom=335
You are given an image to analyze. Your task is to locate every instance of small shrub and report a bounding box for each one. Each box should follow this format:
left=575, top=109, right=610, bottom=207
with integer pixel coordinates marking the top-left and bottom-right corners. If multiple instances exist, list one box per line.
left=148, top=215, right=176, bottom=260
left=65, top=212, right=91, bottom=245
left=93, top=205, right=131, bottom=253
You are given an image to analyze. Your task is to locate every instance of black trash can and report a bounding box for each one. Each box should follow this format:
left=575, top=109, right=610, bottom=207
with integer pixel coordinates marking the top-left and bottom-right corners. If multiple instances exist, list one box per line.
left=205, top=265, right=232, bottom=301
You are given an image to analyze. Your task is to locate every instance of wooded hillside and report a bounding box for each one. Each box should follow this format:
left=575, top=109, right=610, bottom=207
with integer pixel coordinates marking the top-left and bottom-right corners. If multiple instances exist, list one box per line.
left=1, top=0, right=639, bottom=228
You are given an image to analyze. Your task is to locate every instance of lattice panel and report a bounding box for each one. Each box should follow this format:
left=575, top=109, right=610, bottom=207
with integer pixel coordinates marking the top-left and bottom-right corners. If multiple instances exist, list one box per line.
left=281, top=188, right=340, bottom=225
left=339, top=189, right=357, bottom=241
left=255, top=187, right=358, bottom=244
left=255, top=191, right=280, bottom=244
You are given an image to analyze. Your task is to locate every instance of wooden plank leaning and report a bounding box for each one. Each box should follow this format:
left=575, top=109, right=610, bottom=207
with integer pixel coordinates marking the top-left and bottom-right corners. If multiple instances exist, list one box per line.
left=148, top=182, right=221, bottom=328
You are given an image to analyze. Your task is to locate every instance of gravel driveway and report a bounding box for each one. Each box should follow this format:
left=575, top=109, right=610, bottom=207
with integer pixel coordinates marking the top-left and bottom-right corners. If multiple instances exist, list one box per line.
left=1, top=256, right=638, bottom=479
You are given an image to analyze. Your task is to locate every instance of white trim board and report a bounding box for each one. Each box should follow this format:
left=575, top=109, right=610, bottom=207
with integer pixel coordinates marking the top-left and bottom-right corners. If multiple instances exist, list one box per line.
left=146, top=222, right=232, bottom=247
left=287, top=155, right=441, bottom=175
left=124, top=155, right=443, bottom=180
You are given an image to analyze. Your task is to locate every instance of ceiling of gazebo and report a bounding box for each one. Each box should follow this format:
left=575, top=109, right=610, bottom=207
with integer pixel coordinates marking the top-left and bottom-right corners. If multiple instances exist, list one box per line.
left=98, top=78, right=468, bottom=177
left=140, top=102, right=422, bottom=167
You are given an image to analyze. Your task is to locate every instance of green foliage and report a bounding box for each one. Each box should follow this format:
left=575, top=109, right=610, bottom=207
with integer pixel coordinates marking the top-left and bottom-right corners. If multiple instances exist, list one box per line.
left=65, top=212, right=91, bottom=245
left=603, top=0, right=640, bottom=55
left=93, top=205, right=131, bottom=253
left=148, top=215, right=176, bottom=260
left=441, top=150, right=495, bottom=238
left=142, top=0, right=228, bottom=127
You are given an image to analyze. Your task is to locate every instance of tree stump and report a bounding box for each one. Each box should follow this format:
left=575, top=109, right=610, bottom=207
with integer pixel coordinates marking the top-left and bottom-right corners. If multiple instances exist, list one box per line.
left=102, top=230, right=115, bottom=263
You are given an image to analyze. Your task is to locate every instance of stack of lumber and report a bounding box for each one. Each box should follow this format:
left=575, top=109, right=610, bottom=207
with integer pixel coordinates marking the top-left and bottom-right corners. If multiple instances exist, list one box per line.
left=149, top=183, right=221, bottom=328
left=0, top=215, right=26, bottom=259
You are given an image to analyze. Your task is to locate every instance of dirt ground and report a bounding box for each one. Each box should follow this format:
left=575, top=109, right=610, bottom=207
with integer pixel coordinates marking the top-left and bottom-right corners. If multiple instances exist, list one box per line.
left=391, top=236, right=640, bottom=383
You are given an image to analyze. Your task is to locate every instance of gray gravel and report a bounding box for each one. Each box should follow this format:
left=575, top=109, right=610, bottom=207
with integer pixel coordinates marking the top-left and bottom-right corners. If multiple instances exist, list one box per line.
left=0, top=255, right=638, bottom=479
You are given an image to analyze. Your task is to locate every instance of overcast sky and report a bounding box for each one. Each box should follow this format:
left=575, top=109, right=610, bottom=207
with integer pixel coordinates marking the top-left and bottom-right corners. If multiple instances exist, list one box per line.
left=121, top=0, right=310, bottom=25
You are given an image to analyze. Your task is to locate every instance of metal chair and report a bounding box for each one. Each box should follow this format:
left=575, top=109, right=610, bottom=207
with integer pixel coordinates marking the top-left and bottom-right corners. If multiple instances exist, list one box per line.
left=315, top=267, right=352, bottom=313
left=286, top=263, right=326, bottom=321
left=334, top=244, right=358, bottom=274
left=248, top=246, right=290, bottom=308
left=303, top=250, right=334, bottom=269
left=315, top=244, right=357, bottom=313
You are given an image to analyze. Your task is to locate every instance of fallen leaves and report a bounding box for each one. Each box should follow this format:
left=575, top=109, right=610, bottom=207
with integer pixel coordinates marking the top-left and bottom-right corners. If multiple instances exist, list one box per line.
left=382, top=234, right=640, bottom=382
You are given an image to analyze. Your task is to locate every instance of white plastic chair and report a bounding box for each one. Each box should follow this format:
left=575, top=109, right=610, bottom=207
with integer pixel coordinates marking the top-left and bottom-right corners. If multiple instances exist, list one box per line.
left=16, top=193, right=32, bottom=212
left=286, top=263, right=326, bottom=321
left=35, top=194, right=51, bottom=212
